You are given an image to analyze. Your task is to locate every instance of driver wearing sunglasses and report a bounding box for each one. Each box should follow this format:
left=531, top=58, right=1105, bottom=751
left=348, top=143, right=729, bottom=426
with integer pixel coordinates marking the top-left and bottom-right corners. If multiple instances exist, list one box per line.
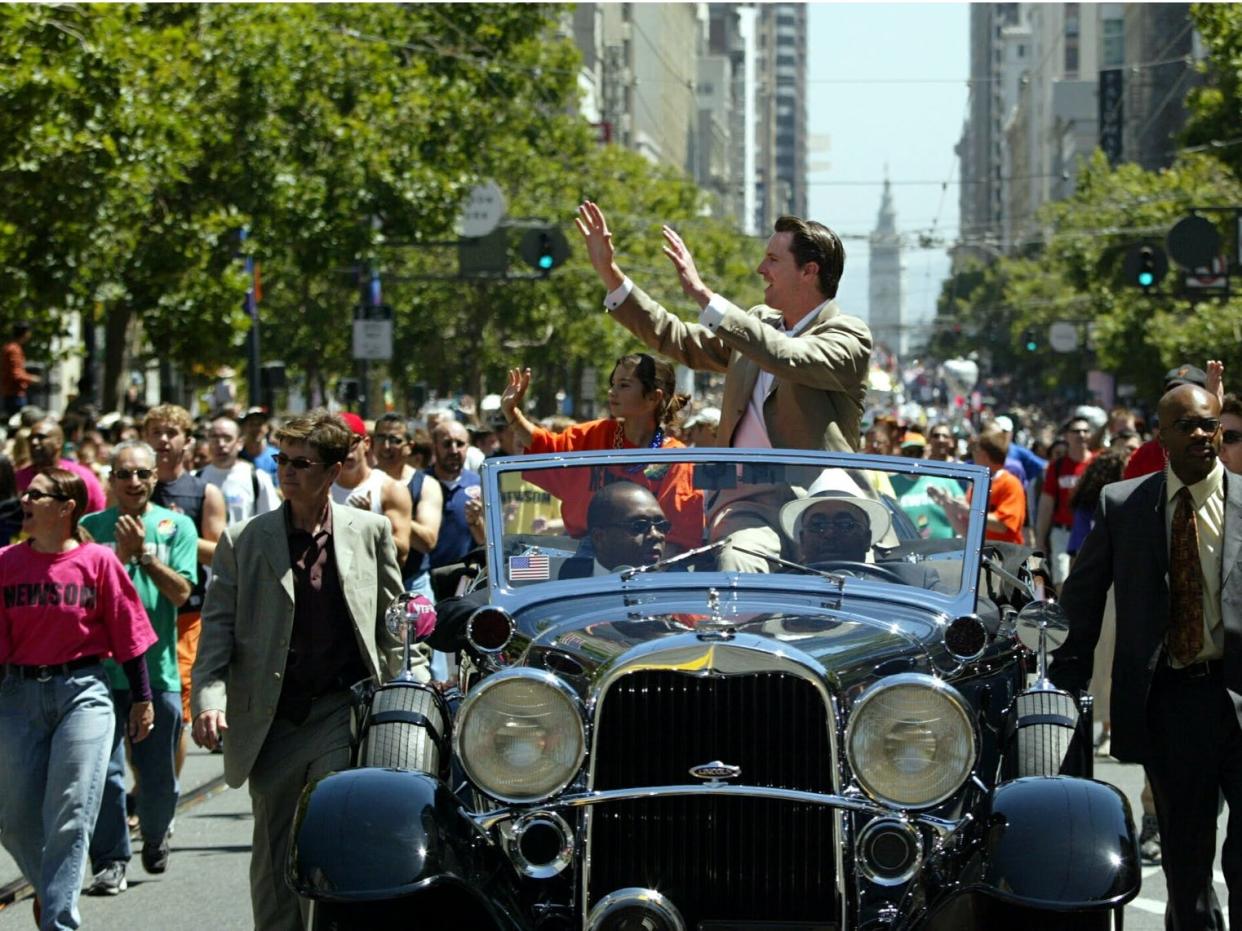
left=562, top=482, right=669, bottom=577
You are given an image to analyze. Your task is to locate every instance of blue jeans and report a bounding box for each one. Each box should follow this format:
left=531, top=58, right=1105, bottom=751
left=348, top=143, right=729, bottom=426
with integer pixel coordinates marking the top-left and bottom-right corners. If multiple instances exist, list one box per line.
left=90, top=689, right=182, bottom=869
left=0, top=665, right=114, bottom=931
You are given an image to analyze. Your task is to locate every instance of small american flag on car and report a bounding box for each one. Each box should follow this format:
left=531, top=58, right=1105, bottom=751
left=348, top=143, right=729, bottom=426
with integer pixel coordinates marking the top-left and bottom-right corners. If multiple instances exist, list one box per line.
left=509, top=554, right=550, bottom=581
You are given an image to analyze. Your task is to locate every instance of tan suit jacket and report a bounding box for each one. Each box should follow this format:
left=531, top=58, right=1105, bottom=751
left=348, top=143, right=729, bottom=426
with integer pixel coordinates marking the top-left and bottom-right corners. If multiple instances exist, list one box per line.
left=192, top=502, right=406, bottom=788
left=611, top=285, right=871, bottom=452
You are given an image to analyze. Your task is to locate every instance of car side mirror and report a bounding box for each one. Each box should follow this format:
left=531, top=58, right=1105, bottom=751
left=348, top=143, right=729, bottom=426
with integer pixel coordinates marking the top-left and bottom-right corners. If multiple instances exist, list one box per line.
left=1015, top=600, right=1069, bottom=687
left=385, top=592, right=437, bottom=681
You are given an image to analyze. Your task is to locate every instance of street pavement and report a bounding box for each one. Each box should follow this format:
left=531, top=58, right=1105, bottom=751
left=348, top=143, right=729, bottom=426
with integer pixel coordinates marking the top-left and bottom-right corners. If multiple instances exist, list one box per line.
left=0, top=747, right=1229, bottom=928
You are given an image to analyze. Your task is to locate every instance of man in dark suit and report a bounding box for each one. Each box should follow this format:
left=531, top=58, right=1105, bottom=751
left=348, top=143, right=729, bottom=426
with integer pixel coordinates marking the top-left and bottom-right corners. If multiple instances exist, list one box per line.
left=560, top=482, right=669, bottom=579
left=574, top=200, right=871, bottom=572
left=1050, top=383, right=1242, bottom=930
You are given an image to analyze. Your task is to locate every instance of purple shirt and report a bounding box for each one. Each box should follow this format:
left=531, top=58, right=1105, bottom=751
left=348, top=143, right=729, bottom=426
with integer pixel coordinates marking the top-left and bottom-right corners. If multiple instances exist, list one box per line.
left=16, top=459, right=108, bottom=515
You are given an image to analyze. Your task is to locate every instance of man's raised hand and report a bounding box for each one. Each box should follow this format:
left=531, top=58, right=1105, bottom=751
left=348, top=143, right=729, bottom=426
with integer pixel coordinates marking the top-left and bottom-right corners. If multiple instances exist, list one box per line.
left=574, top=201, right=624, bottom=291
left=661, top=225, right=713, bottom=309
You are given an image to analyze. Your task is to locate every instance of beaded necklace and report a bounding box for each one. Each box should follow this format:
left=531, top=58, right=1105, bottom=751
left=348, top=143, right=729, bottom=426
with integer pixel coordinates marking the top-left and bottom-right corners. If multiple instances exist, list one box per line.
left=613, top=421, right=664, bottom=473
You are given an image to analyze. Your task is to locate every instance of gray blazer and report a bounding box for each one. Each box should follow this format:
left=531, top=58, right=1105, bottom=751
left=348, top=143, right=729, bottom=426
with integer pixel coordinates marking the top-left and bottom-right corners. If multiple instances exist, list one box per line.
left=610, top=285, right=872, bottom=452
left=1049, top=469, right=1242, bottom=764
left=192, top=502, right=406, bottom=788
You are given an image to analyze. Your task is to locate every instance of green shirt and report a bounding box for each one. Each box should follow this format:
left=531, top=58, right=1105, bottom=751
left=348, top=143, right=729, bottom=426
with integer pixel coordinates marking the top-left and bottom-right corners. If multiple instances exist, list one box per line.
left=81, top=504, right=198, bottom=693
left=890, top=474, right=963, bottom=541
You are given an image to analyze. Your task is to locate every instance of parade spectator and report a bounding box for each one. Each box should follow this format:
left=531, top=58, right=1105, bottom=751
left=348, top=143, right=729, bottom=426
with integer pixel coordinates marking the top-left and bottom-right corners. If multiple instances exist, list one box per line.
left=371, top=413, right=442, bottom=602
left=1035, top=415, right=1094, bottom=584
left=1050, top=384, right=1242, bottom=928
left=993, top=414, right=1046, bottom=484
left=0, top=453, right=21, bottom=546
left=85, top=441, right=196, bottom=895
left=198, top=415, right=280, bottom=525
left=576, top=200, right=870, bottom=573
left=238, top=406, right=280, bottom=485
left=926, top=423, right=957, bottom=462
left=427, top=420, right=484, bottom=575
left=331, top=412, right=413, bottom=566
left=408, top=427, right=434, bottom=471
left=1219, top=393, right=1242, bottom=476
left=891, top=433, right=959, bottom=539
left=931, top=425, right=1025, bottom=544
left=501, top=355, right=703, bottom=554
left=16, top=417, right=107, bottom=515
left=0, top=322, right=39, bottom=416
left=864, top=417, right=898, bottom=456
left=192, top=410, right=406, bottom=931
left=143, top=405, right=226, bottom=774
left=0, top=469, right=156, bottom=929
left=682, top=407, right=721, bottom=448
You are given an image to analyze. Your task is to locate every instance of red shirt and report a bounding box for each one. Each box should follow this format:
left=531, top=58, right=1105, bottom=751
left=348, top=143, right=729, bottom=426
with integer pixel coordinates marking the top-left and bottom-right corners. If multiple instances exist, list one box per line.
left=1042, top=454, right=1092, bottom=528
left=1123, top=438, right=1165, bottom=479
left=524, top=419, right=705, bottom=551
left=0, top=341, right=33, bottom=397
left=0, top=541, right=157, bottom=666
left=968, top=468, right=1026, bottom=544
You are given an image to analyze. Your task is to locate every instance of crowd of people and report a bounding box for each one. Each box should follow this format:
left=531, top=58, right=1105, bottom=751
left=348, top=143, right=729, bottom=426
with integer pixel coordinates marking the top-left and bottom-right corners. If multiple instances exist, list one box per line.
left=0, top=198, right=1239, bottom=931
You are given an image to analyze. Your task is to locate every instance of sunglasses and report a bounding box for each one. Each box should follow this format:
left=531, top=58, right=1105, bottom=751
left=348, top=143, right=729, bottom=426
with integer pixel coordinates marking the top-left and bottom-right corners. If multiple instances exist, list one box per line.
left=1223, top=429, right=1242, bottom=446
left=1171, top=417, right=1220, bottom=436
left=21, top=489, right=69, bottom=503
left=374, top=435, right=407, bottom=446
left=805, top=513, right=867, bottom=535
left=275, top=454, right=324, bottom=470
left=609, top=517, right=671, bottom=535
left=113, top=468, right=154, bottom=481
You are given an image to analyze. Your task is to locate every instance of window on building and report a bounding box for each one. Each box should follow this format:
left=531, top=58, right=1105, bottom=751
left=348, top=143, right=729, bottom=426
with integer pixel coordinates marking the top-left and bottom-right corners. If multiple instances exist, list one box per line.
left=1101, top=17, right=1124, bottom=67
left=1065, top=35, right=1079, bottom=75
left=1018, top=44, right=1026, bottom=58
left=1064, top=3, right=1079, bottom=37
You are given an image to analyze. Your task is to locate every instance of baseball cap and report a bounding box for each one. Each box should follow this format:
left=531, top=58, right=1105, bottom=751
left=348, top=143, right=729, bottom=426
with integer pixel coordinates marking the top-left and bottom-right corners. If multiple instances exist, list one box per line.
left=240, top=405, right=268, bottom=421
left=900, top=432, right=927, bottom=449
left=992, top=415, right=1014, bottom=434
left=338, top=412, right=367, bottom=436
left=1163, top=363, right=1207, bottom=389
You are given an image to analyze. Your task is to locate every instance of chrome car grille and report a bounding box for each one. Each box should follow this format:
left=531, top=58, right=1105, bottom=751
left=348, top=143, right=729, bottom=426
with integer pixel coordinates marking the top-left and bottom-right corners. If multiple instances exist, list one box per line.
left=588, top=670, right=838, bottom=927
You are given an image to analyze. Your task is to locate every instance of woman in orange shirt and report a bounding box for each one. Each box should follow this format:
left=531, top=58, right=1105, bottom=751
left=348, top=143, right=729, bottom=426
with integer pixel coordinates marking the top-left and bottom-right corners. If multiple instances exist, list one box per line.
left=500, top=353, right=704, bottom=553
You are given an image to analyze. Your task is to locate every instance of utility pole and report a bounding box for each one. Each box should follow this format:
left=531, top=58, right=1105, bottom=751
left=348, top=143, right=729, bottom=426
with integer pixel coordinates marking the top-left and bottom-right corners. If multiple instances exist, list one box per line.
left=241, top=227, right=261, bottom=406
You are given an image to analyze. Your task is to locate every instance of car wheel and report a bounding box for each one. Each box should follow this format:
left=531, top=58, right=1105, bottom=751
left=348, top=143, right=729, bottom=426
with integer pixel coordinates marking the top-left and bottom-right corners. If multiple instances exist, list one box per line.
left=1012, top=689, right=1079, bottom=777
left=359, top=684, right=444, bottom=774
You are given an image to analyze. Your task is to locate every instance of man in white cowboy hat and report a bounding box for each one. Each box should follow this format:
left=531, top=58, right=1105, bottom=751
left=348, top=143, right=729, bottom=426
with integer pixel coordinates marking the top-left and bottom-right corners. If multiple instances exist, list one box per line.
left=779, top=486, right=892, bottom=565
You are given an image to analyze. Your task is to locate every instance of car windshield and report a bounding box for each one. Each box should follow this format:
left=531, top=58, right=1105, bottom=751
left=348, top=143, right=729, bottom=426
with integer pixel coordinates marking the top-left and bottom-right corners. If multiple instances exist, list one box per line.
left=481, top=449, right=989, bottom=601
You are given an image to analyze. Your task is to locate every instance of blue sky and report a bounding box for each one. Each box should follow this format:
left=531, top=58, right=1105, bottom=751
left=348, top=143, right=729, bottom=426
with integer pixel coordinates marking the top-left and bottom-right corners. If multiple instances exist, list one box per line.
left=805, top=3, right=969, bottom=351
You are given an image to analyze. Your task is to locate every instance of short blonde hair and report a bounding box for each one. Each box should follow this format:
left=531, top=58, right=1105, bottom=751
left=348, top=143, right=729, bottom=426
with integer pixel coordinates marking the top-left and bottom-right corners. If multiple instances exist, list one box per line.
left=142, top=404, right=194, bottom=437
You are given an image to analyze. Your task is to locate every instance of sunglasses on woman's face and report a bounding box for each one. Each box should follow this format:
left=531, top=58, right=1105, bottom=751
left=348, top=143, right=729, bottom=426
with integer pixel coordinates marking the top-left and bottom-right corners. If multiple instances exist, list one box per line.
left=21, top=489, right=69, bottom=503
left=275, top=454, right=324, bottom=470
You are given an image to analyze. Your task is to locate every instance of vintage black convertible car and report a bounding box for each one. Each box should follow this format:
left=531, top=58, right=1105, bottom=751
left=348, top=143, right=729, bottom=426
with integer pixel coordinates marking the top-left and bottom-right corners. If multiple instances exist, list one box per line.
left=289, top=448, right=1139, bottom=931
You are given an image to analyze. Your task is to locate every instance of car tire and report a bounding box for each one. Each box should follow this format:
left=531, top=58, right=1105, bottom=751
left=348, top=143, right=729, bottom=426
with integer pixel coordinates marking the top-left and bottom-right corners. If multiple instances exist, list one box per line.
left=1012, top=689, right=1079, bottom=778
left=359, top=685, right=444, bottom=774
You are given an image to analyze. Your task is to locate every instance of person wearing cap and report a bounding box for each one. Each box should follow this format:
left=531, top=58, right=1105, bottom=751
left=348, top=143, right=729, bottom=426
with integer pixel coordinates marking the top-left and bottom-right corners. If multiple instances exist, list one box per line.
left=198, top=416, right=281, bottom=525
left=238, top=406, right=280, bottom=486
left=1, top=322, right=39, bottom=417
left=931, top=425, right=1025, bottom=545
left=1125, top=361, right=1222, bottom=480
left=992, top=415, right=1046, bottom=485
left=891, top=433, right=961, bottom=540
left=331, top=412, right=413, bottom=567
left=575, top=201, right=870, bottom=573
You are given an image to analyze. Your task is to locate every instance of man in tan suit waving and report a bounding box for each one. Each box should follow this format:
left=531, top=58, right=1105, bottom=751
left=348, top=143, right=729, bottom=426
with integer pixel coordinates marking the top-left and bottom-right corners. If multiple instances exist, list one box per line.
left=191, top=410, right=408, bottom=931
left=576, top=201, right=872, bottom=570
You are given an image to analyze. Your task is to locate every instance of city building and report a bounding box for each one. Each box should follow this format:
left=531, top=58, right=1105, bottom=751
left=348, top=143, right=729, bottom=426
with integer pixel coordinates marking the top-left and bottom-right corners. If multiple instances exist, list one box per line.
left=869, top=178, right=906, bottom=360
left=752, top=3, right=807, bottom=233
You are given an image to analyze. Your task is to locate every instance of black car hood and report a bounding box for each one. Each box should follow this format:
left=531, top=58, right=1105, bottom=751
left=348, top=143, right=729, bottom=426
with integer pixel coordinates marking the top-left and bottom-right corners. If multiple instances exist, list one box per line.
left=513, top=589, right=957, bottom=695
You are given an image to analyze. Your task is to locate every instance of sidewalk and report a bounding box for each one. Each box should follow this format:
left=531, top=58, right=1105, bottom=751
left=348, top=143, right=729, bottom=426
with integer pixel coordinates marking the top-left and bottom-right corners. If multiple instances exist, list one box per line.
left=0, top=743, right=227, bottom=893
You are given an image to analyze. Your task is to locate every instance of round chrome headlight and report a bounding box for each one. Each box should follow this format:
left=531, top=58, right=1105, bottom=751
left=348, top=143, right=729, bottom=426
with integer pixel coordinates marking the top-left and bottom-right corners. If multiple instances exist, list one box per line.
left=845, top=673, right=976, bottom=809
left=455, top=669, right=585, bottom=803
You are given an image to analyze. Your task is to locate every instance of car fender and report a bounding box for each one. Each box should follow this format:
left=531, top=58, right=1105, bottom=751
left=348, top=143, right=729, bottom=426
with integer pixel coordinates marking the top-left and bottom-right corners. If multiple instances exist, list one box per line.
left=288, top=768, right=474, bottom=902
left=968, top=776, right=1139, bottom=910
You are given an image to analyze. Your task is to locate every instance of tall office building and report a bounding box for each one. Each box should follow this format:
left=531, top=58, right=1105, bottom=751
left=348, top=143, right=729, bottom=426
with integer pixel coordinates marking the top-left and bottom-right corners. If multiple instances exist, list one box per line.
left=753, top=3, right=807, bottom=233
left=869, top=179, right=906, bottom=360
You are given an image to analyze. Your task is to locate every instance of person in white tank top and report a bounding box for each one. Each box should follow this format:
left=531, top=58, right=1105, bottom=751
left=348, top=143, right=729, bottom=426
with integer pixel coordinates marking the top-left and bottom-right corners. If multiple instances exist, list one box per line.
left=331, top=413, right=413, bottom=565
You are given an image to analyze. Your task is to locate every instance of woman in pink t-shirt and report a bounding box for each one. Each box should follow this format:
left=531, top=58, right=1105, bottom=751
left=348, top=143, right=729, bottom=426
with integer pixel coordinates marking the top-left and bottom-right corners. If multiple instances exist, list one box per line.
left=0, top=469, right=156, bottom=928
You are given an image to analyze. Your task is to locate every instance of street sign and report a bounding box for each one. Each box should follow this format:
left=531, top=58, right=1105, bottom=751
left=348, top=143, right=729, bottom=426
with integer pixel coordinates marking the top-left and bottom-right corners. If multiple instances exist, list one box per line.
left=1167, top=215, right=1221, bottom=269
left=457, top=181, right=506, bottom=238
left=353, top=320, right=392, bottom=360
left=1185, top=255, right=1229, bottom=296
left=1048, top=321, right=1079, bottom=353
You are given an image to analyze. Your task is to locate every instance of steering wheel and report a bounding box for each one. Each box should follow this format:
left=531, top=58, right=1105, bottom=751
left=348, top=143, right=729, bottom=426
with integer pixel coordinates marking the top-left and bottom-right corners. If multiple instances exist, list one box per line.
left=805, top=560, right=908, bottom=585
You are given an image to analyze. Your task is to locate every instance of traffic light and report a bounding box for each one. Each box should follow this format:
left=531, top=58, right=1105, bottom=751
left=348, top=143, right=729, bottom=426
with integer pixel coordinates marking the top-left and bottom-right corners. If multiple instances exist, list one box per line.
left=520, top=226, right=569, bottom=276
left=1123, top=244, right=1168, bottom=291
left=1024, top=328, right=1038, bottom=352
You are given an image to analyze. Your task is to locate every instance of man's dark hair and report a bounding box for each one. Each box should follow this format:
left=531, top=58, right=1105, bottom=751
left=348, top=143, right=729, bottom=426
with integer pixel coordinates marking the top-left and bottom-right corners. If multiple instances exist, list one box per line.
left=1223, top=392, right=1242, bottom=419
left=374, top=412, right=408, bottom=436
left=773, top=216, right=846, bottom=299
left=409, top=427, right=433, bottom=463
